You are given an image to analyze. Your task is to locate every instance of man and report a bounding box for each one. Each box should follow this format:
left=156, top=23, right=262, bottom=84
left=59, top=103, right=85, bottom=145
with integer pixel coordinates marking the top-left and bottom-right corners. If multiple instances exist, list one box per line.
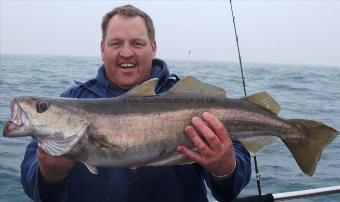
left=21, top=4, right=251, bottom=202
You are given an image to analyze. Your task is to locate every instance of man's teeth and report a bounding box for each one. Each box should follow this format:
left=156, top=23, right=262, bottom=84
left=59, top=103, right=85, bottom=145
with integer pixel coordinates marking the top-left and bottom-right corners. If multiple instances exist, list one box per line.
left=120, top=63, right=135, bottom=68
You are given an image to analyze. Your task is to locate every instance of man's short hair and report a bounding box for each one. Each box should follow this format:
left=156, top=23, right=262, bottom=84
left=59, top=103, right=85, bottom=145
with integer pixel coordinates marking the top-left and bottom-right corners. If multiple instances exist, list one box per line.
left=101, top=4, right=155, bottom=42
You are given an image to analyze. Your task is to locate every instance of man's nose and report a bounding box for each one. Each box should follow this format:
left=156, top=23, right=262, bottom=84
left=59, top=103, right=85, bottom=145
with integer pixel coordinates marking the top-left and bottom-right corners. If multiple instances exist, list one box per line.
left=120, top=45, right=134, bottom=58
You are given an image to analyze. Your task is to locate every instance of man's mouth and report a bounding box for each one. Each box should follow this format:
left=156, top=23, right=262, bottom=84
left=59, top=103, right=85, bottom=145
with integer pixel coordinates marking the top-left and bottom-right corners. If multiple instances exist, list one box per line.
left=119, top=63, right=136, bottom=69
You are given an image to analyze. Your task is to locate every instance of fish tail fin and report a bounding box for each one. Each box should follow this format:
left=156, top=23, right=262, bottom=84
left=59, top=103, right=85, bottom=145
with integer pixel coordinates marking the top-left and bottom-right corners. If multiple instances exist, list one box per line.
left=284, top=119, right=337, bottom=176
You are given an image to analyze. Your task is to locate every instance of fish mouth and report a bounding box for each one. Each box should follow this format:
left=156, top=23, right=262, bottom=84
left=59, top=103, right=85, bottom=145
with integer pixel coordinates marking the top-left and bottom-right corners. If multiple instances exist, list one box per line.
left=3, top=99, right=29, bottom=137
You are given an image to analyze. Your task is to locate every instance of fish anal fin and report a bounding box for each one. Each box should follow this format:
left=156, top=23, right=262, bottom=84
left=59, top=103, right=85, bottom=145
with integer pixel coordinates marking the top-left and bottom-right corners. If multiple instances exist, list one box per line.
left=84, top=163, right=99, bottom=174
left=124, top=78, right=158, bottom=96
left=168, top=76, right=226, bottom=97
left=238, top=136, right=277, bottom=155
left=284, top=119, right=338, bottom=176
left=246, top=91, right=281, bottom=115
left=146, top=152, right=194, bottom=166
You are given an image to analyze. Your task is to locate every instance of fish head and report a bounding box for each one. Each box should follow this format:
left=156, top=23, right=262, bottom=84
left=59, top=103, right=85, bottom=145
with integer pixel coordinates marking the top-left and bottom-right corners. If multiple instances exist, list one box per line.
left=3, top=97, right=90, bottom=156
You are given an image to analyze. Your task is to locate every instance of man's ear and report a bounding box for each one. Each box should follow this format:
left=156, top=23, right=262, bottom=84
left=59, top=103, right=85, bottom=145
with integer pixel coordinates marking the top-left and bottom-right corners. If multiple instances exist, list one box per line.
left=100, top=41, right=104, bottom=60
left=151, top=41, right=157, bottom=58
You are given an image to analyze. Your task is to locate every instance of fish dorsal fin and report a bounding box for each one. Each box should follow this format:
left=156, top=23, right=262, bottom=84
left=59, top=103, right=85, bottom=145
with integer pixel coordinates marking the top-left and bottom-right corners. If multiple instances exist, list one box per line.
left=125, top=78, right=158, bottom=96
left=168, top=75, right=226, bottom=97
left=246, top=91, right=281, bottom=115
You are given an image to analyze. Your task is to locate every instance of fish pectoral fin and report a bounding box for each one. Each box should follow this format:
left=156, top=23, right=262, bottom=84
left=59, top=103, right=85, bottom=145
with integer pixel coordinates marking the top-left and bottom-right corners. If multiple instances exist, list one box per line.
left=84, top=163, right=99, bottom=175
left=124, top=78, right=158, bottom=96
left=238, top=135, right=277, bottom=155
left=99, top=141, right=126, bottom=156
left=168, top=75, right=226, bottom=97
left=284, top=119, right=338, bottom=176
left=245, top=91, right=281, bottom=115
left=90, top=135, right=126, bottom=157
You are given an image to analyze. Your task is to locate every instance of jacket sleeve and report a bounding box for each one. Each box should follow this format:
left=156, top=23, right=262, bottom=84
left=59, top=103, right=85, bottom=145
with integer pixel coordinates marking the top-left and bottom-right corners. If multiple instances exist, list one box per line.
left=21, top=139, right=70, bottom=202
left=21, top=139, right=40, bottom=201
left=205, top=141, right=251, bottom=202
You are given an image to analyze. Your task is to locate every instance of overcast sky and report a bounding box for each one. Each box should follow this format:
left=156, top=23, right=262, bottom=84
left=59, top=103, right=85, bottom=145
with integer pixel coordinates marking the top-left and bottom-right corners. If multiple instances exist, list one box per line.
left=1, top=0, right=340, bottom=66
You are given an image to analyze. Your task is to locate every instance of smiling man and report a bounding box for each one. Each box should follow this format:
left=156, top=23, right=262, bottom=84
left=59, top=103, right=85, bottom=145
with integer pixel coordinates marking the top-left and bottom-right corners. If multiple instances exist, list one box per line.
left=101, top=13, right=157, bottom=89
left=21, top=4, right=251, bottom=202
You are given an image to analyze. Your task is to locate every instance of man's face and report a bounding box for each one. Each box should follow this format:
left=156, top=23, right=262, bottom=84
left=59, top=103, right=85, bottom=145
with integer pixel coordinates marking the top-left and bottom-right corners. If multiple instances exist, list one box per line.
left=101, top=15, right=157, bottom=89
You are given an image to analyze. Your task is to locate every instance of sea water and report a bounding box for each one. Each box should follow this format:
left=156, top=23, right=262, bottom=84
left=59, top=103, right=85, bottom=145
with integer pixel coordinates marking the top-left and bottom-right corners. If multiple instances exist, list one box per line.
left=0, top=54, right=339, bottom=201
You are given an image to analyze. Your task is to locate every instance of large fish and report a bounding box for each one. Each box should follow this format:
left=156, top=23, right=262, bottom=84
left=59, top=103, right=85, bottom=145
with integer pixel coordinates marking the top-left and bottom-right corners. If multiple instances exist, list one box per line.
left=3, top=76, right=338, bottom=176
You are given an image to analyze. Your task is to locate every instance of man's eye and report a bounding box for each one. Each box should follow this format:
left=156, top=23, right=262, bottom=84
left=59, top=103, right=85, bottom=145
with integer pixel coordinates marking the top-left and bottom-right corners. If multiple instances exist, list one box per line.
left=134, top=42, right=144, bottom=47
left=110, top=42, right=121, bottom=47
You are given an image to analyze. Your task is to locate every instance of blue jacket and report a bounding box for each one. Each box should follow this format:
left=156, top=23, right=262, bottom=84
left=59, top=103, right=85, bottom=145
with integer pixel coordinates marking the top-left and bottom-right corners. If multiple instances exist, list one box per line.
left=21, top=59, right=251, bottom=202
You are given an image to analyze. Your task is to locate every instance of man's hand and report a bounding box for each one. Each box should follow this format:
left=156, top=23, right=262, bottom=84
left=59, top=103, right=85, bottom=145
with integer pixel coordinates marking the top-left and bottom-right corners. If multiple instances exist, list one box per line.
left=37, top=148, right=76, bottom=184
left=177, top=112, right=236, bottom=176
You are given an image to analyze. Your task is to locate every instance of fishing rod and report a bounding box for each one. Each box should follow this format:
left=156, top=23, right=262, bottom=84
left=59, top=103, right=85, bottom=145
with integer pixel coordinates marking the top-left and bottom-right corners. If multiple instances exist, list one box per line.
left=228, top=0, right=263, bottom=196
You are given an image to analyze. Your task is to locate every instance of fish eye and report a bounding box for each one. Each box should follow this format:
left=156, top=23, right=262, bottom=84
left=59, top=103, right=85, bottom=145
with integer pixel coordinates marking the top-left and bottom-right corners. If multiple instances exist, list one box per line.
left=37, top=101, right=50, bottom=113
